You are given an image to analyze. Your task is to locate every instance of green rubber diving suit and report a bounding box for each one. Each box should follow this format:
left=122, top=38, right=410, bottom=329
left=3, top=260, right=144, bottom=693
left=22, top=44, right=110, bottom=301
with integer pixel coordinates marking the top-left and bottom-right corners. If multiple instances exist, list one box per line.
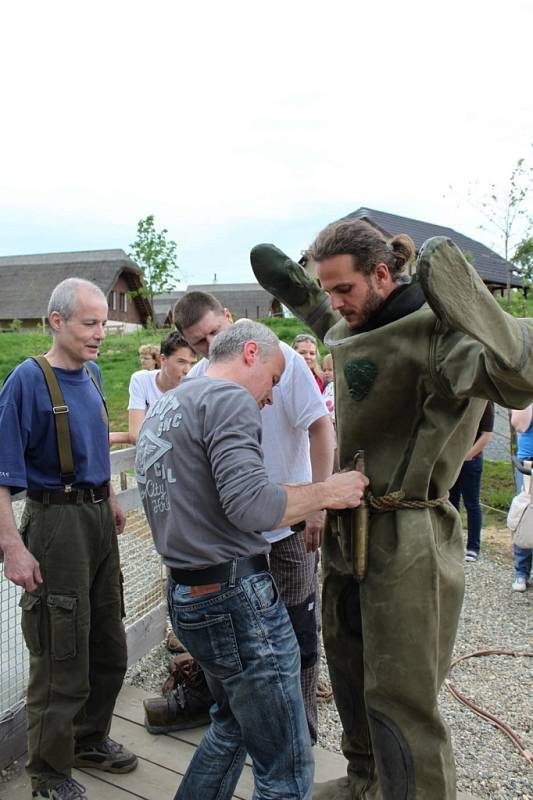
left=250, top=237, right=533, bottom=800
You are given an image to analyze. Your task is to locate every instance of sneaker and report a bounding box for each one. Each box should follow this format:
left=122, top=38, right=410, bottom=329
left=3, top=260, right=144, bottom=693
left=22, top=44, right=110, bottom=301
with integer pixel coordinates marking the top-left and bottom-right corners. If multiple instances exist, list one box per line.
left=464, top=551, right=478, bottom=562
left=32, top=777, right=86, bottom=798
left=144, top=655, right=212, bottom=733
left=512, top=577, right=527, bottom=592
left=73, top=737, right=137, bottom=773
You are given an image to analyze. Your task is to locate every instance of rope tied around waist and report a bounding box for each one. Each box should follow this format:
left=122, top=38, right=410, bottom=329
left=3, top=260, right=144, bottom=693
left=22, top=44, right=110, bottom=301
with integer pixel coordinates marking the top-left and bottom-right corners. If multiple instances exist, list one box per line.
left=368, top=490, right=450, bottom=512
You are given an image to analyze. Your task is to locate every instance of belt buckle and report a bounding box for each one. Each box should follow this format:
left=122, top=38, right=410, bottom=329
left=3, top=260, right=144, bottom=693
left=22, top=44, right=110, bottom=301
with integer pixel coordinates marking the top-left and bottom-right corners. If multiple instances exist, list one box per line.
left=89, top=488, right=103, bottom=504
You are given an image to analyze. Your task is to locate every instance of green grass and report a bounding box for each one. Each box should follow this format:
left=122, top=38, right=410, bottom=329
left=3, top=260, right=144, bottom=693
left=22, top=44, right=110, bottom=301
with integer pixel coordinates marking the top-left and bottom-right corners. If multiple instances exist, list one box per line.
left=0, top=318, right=321, bottom=432
left=480, top=459, right=516, bottom=527
left=0, top=329, right=519, bottom=522
left=496, top=291, right=533, bottom=317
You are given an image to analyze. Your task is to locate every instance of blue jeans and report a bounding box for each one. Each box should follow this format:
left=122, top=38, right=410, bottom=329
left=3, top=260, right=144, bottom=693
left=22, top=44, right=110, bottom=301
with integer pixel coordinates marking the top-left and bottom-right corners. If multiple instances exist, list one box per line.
left=449, top=456, right=483, bottom=553
left=167, top=567, right=314, bottom=800
left=513, top=464, right=532, bottom=580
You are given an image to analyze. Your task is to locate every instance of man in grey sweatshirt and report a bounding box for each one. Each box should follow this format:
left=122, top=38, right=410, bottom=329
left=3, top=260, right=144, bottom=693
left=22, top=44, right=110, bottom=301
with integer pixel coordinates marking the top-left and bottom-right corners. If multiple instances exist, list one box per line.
left=136, top=321, right=366, bottom=800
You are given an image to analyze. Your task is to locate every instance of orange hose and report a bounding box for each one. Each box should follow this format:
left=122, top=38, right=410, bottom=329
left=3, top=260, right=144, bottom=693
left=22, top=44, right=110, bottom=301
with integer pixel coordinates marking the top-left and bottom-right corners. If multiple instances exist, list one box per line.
left=445, top=649, right=533, bottom=767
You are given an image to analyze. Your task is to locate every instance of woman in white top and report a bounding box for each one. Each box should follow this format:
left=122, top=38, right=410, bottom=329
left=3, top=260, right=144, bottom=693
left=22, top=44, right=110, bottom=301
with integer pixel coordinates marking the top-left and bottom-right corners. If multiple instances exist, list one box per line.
left=109, top=332, right=197, bottom=445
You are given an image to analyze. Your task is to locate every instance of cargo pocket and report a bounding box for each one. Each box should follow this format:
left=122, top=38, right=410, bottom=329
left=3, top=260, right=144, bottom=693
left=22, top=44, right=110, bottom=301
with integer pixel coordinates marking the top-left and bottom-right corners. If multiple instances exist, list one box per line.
left=19, top=593, right=43, bottom=656
left=48, top=594, right=77, bottom=661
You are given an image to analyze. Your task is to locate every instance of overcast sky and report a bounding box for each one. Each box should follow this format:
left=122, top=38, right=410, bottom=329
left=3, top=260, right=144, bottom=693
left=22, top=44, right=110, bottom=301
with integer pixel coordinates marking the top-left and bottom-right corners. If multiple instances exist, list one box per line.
left=1, top=0, right=532, bottom=285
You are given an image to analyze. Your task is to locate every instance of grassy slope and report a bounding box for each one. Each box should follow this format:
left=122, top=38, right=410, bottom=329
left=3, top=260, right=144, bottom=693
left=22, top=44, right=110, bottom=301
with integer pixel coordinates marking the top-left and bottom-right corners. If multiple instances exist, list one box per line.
left=0, top=318, right=318, bottom=432
left=0, top=323, right=516, bottom=512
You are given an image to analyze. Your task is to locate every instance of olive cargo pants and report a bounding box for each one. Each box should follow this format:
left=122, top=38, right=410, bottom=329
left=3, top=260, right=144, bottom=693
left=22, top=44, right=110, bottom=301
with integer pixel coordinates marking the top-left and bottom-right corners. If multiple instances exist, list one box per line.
left=19, top=498, right=127, bottom=790
left=322, top=503, right=464, bottom=799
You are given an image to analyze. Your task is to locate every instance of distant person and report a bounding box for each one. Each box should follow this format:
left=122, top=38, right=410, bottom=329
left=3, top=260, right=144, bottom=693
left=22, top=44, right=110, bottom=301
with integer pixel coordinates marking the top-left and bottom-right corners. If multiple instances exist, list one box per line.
left=109, top=333, right=197, bottom=445
left=138, top=343, right=160, bottom=371
left=321, top=352, right=334, bottom=387
left=510, top=405, right=533, bottom=592
left=449, top=401, right=494, bottom=561
left=0, top=278, right=136, bottom=800
left=321, top=353, right=335, bottom=422
left=292, top=333, right=324, bottom=392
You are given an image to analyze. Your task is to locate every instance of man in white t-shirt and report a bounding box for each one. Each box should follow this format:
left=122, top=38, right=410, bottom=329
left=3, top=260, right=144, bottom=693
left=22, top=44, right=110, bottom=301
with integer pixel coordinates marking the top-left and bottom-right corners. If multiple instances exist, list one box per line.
left=165, top=291, right=334, bottom=743
left=109, top=332, right=197, bottom=445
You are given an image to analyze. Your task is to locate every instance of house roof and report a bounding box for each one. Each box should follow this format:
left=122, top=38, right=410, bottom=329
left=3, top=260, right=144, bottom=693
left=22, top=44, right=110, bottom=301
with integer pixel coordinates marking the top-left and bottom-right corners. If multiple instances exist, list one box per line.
left=188, top=283, right=269, bottom=293
left=152, top=291, right=186, bottom=325
left=153, top=284, right=278, bottom=327
left=342, top=208, right=522, bottom=288
left=0, top=249, right=152, bottom=322
left=187, top=284, right=274, bottom=320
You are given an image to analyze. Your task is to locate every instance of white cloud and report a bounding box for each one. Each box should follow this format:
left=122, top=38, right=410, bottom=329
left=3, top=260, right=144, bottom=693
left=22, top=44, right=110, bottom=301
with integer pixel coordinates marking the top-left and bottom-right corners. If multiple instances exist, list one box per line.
left=0, top=0, right=532, bottom=279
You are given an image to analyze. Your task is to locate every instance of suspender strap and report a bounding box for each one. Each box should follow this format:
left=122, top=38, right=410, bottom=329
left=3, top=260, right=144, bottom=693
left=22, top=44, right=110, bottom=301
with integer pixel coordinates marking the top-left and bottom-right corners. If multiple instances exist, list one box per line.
left=84, top=362, right=109, bottom=427
left=32, top=356, right=76, bottom=487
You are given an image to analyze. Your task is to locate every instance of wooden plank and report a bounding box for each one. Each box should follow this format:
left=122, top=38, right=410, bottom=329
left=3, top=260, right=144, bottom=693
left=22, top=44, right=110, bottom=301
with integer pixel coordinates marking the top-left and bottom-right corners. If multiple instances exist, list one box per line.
left=8, top=685, right=472, bottom=800
left=1, top=767, right=482, bottom=800
left=103, top=714, right=254, bottom=799
left=2, top=768, right=142, bottom=799
left=115, top=684, right=347, bottom=783
left=110, top=447, right=136, bottom=474
left=125, top=603, right=166, bottom=668
left=77, top=757, right=181, bottom=799
left=117, top=487, right=142, bottom=514
left=0, top=704, right=26, bottom=772
left=0, top=768, right=31, bottom=799
left=313, top=746, right=346, bottom=781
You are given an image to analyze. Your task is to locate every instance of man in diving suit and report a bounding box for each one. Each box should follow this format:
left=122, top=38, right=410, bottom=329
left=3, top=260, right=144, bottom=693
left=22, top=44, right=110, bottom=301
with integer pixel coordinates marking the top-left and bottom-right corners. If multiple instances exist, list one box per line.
left=250, top=220, right=533, bottom=800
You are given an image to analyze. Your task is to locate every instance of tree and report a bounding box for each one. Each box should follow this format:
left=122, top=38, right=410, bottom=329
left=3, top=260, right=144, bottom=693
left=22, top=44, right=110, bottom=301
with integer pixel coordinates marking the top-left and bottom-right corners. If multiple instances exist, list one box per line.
left=468, top=154, right=533, bottom=300
left=478, top=158, right=532, bottom=260
left=129, top=215, right=179, bottom=317
left=512, top=235, right=533, bottom=287
left=449, top=152, right=533, bottom=301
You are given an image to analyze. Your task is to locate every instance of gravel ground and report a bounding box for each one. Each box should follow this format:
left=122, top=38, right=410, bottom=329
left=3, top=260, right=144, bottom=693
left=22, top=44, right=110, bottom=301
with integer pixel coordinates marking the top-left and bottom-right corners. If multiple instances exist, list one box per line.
left=125, top=545, right=532, bottom=800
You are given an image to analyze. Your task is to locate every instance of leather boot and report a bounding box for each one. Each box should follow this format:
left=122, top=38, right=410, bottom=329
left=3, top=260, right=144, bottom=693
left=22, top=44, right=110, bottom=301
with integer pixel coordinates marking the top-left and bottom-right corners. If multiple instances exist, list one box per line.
left=143, top=655, right=213, bottom=734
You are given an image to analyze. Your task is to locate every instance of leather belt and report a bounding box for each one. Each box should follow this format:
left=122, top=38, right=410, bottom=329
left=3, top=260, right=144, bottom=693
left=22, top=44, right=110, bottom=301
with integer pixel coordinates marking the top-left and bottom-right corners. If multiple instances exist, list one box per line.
left=27, top=486, right=110, bottom=505
left=170, top=554, right=269, bottom=586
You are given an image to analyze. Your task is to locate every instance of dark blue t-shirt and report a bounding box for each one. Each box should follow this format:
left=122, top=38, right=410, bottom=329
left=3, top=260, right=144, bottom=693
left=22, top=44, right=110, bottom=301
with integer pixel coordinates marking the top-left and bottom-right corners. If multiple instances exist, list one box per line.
left=0, top=358, right=110, bottom=492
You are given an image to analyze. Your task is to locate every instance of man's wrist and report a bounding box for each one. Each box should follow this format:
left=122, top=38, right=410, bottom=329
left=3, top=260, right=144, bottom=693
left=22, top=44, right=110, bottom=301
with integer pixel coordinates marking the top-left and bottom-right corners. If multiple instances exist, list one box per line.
left=1, top=534, right=25, bottom=555
left=316, top=480, right=331, bottom=509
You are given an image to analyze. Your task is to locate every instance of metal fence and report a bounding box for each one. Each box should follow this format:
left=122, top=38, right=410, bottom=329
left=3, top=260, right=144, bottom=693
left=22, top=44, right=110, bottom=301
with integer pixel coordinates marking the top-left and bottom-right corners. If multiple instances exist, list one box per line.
left=0, top=447, right=165, bottom=769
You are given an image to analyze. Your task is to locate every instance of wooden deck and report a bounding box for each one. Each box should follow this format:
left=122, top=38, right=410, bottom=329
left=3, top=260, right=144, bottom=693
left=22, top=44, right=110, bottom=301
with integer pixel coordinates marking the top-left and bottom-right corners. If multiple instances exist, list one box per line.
left=2, top=684, right=479, bottom=799
left=4, top=684, right=346, bottom=799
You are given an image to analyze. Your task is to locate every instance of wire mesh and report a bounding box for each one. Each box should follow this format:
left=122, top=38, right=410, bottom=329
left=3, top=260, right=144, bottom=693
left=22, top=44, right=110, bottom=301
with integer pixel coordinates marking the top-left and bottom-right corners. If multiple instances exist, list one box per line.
left=0, top=561, right=29, bottom=718
left=119, top=508, right=166, bottom=628
left=0, top=502, right=164, bottom=720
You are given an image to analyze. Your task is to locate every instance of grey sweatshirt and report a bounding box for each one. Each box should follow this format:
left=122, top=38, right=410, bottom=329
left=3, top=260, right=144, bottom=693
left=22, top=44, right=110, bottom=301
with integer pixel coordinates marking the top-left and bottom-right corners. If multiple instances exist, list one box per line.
left=135, top=376, right=287, bottom=569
